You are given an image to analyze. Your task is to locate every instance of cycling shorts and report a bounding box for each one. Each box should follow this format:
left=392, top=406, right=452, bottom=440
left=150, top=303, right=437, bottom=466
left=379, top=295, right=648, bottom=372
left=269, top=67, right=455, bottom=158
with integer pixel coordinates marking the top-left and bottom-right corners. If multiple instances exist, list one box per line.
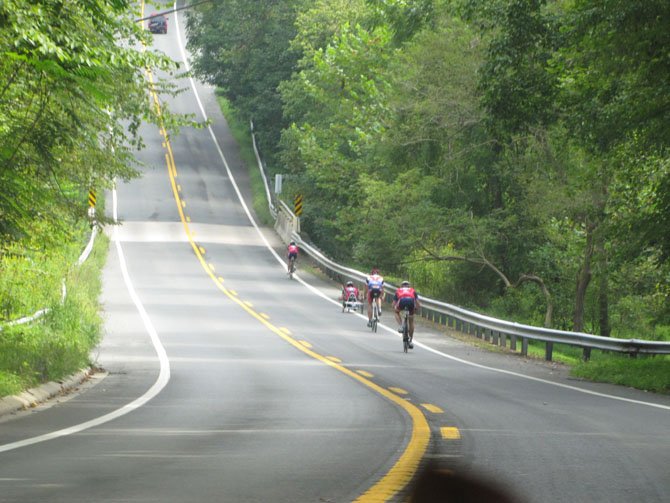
left=288, top=252, right=298, bottom=260
left=367, top=289, right=382, bottom=302
left=396, top=297, right=415, bottom=315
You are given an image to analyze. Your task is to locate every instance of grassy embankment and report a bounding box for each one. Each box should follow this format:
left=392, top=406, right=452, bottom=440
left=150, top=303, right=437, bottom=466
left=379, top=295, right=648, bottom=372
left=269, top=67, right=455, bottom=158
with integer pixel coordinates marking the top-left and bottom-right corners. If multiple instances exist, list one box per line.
left=214, top=93, right=273, bottom=226
left=215, top=96, right=669, bottom=395
left=0, top=224, right=108, bottom=398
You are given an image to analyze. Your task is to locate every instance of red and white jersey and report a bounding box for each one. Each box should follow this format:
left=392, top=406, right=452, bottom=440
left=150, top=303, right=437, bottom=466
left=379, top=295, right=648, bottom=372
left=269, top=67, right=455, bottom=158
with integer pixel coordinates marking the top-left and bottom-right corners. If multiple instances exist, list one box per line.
left=394, top=286, right=417, bottom=301
left=366, top=274, right=384, bottom=290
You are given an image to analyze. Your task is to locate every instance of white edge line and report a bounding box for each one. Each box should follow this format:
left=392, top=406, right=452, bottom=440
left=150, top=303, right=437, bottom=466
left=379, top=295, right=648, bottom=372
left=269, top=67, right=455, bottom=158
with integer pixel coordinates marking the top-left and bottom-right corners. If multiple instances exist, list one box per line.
left=0, top=188, right=172, bottom=453
left=171, top=5, right=669, bottom=413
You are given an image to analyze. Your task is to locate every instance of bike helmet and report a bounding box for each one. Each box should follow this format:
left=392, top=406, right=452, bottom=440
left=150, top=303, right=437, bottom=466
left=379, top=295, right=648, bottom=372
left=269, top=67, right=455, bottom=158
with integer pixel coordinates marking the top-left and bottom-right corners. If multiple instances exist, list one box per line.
left=346, top=281, right=354, bottom=286
left=289, top=241, right=296, bottom=245
left=371, top=268, right=379, bottom=274
left=401, top=280, right=410, bottom=286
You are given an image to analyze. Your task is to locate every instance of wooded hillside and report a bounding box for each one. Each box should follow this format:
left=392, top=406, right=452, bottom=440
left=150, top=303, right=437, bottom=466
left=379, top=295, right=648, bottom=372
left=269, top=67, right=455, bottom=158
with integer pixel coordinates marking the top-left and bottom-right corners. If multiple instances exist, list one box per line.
left=186, top=0, right=669, bottom=339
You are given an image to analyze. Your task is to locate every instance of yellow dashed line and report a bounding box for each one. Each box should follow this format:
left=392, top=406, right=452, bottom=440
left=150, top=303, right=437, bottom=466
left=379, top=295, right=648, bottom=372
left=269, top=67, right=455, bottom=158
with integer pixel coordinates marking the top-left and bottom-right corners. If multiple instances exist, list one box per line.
left=326, top=356, right=342, bottom=363
left=298, top=340, right=313, bottom=348
left=244, top=301, right=253, bottom=307
left=259, top=313, right=270, bottom=320
left=181, top=200, right=186, bottom=207
left=356, top=370, right=374, bottom=378
left=421, top=404, right=444, bottom=414
left=153, top=66, right=430, bottom=501
left=209, top=263, right=216, bottom=272
left=440, top=427, right=461, bottom=440
left=218, top=277, right=224, bottom=283
left=389, top=387, right=408, bottom=395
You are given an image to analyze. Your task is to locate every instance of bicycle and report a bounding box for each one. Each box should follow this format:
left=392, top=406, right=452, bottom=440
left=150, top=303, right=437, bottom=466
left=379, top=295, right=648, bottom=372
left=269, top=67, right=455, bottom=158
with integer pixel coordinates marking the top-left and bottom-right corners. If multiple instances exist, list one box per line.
left=288, top=256, right=296, bottom=279
left=370, top=296, right=381, bottom=333
left=401, top=307, right=412, bottom=353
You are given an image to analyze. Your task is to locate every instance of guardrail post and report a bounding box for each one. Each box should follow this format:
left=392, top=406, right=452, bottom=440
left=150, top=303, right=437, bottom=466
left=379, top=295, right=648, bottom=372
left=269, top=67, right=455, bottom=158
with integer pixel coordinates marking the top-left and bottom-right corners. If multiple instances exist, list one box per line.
left=521, top=338, right=528, bottom=356
left=510, top=335, right=517, bottom=351
left=582, top=347, right=591, bottom=362
left=545, top=342, right=553, bottom=361
left=501, top=333, right=507, bottom=348
left=492, top=331, right=499, bottom=345
left=483, top=329, right=490, bottom=342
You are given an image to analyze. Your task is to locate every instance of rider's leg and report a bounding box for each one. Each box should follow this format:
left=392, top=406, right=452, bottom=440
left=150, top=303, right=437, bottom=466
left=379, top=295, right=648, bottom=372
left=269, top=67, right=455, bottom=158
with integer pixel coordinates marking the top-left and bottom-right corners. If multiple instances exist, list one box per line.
left=409, top=316, right=415, bottom=338
left=394, top=308, right=402, bottom=326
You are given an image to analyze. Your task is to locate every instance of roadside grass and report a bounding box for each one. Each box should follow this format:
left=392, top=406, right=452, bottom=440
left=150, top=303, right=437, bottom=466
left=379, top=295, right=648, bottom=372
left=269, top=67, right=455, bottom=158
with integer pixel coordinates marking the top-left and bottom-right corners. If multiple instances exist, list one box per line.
left=214, top=93, right=274, bottom=226
left=0, top=228, right=108, bottom=398
left=571, top=355, right=670, bottom=393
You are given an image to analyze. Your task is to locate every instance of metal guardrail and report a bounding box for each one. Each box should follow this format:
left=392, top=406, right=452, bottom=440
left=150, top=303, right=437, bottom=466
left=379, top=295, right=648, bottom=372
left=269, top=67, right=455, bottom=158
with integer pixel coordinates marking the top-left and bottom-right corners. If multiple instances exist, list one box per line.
left=250, top=125, right=670, bottom=362
left=293, top=232, right=670, bottom=361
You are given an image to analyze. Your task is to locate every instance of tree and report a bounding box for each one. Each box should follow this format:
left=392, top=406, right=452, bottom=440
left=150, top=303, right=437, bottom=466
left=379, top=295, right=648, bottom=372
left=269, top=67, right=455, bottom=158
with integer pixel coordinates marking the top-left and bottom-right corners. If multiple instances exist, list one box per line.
left=0, top=0, right=183, bottom=248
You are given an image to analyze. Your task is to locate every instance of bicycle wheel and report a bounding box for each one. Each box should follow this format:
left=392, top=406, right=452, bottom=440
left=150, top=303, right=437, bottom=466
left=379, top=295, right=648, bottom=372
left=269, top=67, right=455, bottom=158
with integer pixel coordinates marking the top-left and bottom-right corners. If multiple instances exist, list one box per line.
left=402, top=320, right=409, bottom=353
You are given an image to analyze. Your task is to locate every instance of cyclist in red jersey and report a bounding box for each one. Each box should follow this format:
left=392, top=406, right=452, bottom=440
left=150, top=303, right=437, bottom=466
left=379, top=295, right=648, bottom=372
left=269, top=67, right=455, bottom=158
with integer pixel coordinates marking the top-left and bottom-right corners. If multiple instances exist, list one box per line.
left=393, top=280, right=420, bottom=348
left=287, top=241, right=299, bottom=273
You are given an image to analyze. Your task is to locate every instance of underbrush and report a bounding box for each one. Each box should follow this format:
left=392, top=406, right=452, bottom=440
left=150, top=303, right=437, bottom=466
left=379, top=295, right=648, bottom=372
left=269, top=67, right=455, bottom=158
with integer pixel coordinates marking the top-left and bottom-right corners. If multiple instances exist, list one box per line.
left=571, top=355, right=670, bottom=394
left=0, top=230, right=108, bottom=398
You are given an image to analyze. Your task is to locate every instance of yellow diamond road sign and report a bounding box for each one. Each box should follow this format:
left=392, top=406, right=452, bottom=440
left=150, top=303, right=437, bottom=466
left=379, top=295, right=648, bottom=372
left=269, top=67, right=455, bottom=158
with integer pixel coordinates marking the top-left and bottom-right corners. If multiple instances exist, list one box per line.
left=294, top=194, right=303, bottom=216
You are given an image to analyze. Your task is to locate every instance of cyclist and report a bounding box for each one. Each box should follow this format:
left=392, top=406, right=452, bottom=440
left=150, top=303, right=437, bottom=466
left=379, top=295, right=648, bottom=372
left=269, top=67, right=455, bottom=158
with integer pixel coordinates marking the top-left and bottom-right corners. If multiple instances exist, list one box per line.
left=287, top=241, right=299, bottom=273
left=365, top=268, right=384, bottom=327
left=341, top=281, right=360, bottom=310
left=393, top=280, right=420, bottom=349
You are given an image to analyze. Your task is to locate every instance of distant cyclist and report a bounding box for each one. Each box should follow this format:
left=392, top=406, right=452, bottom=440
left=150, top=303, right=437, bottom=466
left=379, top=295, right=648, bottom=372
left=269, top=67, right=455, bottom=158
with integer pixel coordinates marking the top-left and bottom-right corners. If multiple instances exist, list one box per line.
left=287, top=241, right=299, bottom=273
left=341, top=281, right=360, bottom=309
left=365, top=268, right=384, bottom=327
left=393, top=280, right=420, bottom=349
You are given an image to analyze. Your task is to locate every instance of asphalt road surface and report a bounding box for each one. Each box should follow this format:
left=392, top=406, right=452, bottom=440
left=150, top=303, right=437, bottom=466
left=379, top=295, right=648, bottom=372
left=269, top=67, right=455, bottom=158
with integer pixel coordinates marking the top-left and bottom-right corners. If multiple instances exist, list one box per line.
left=1, top=2, right=669, bottom=502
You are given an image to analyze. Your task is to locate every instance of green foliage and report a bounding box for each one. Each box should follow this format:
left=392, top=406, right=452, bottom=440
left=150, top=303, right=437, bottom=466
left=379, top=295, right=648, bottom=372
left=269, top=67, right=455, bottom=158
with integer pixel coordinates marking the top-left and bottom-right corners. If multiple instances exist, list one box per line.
left=186, top=0, right=305, bottom=170
left=190, top=0, right=670, bottom=365
left=0, top=0, right=186, bottom=246
left=0, top=229, right=107, bottom=397
left=571, top=356, right=670, bottom=394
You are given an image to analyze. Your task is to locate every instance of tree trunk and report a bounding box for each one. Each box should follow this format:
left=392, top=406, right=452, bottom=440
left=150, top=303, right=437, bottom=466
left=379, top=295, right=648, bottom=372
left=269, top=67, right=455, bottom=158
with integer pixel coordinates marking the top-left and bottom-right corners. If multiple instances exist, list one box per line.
left=573, top=224, right=594, bottom=332
left=596, top=238, right=611, bottom=337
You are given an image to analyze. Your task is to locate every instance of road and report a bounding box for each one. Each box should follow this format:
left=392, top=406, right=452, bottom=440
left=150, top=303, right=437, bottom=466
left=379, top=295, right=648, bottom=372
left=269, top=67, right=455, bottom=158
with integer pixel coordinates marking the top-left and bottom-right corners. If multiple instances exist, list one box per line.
left=1, top=2, right=669, bottom=502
